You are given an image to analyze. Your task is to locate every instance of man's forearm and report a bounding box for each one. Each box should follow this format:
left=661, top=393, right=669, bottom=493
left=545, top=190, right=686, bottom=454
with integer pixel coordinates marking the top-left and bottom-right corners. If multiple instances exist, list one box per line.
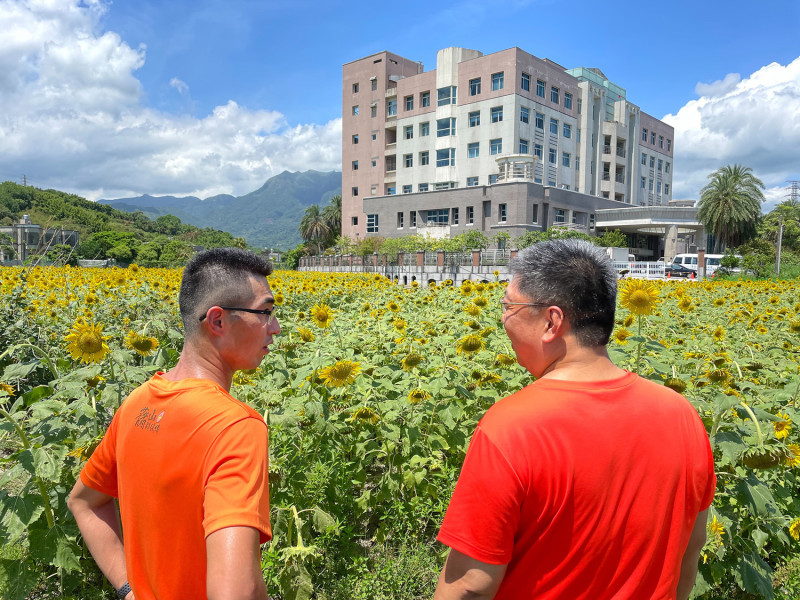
left=676, top=545, right=702, bottom=600
left=70, top=498, right=129, bottom=592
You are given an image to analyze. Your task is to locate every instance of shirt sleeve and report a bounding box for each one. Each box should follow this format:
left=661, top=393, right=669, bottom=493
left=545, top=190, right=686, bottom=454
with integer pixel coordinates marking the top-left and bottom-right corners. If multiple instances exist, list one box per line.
left=437, top=425, right=524, bottom=565
left=202, top=417, right=271, bottom=543
left=700, top=426, right=717, bottom=510
left=80, top=413, right=120, bottom=498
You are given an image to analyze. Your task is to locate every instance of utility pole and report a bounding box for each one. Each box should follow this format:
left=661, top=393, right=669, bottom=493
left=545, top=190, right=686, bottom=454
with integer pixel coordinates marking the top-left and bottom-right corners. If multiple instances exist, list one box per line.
left=788, top=180, right=800, bottom=204
left=22, top=174, right=27, bottom=186
left=775, top=215, right=784, bottom=276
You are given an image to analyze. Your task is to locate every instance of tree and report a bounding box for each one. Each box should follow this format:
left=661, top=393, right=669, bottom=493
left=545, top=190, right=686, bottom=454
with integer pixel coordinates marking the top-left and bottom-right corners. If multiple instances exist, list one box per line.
left=321, top=195, right=342, bottom=247
left=698, top=165, right=765, bottom=252
left=299, top=204, right=329, bottom=254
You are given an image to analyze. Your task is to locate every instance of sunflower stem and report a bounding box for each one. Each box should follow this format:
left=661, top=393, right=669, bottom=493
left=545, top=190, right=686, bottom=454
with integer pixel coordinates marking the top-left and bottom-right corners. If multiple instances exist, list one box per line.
left=3, top=343, right=59, bottom=380
left=739, top=401, right=764, bottom=447
left=635, top=315, right=643, bottom=374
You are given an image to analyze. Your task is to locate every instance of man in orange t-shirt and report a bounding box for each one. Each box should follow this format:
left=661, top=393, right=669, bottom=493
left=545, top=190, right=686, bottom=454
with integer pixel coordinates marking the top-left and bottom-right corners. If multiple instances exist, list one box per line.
left=434, top=240, right=715, bottom=600
left=69, top=248, right=281, bottom=600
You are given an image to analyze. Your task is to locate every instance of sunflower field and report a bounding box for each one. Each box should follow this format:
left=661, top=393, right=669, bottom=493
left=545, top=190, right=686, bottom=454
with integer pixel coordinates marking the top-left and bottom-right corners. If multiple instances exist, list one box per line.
left=0, top=265, right=799, bottom=600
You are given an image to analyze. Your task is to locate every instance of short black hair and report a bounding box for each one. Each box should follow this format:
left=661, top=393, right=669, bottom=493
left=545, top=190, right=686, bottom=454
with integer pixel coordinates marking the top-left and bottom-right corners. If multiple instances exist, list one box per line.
left=179, top=248, right=273, bottom=338
left=509, top=239, right=617, bottom=347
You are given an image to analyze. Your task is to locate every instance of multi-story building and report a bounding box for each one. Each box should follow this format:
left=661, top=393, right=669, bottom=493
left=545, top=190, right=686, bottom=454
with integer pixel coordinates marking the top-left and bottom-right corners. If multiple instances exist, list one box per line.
left=342, top=47, right=674, bottom=241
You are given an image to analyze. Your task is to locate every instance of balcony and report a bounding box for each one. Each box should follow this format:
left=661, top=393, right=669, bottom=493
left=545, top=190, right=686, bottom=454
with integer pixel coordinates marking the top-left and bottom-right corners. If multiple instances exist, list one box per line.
left=603, top=145, right=611, bottom=155
left=602, top=173, right=611, bottom=181
left=616, top=147, right=626, bottom=158
left=615, top=172, right=625, bottom=184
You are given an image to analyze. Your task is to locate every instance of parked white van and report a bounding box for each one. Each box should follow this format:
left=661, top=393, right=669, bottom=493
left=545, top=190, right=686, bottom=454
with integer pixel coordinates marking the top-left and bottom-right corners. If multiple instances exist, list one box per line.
left=672, top=253, right=739, bottom=274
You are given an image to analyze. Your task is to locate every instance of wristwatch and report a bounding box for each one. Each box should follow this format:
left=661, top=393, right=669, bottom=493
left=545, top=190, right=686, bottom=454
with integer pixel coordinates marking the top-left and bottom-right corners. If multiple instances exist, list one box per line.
left=116, top=582, right=131, bottom=598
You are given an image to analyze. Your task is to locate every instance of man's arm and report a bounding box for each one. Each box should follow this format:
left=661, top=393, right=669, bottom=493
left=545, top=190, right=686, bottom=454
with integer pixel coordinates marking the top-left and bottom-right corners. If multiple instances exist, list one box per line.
left=206, top=526, right=268, bottom=600
left=67, top=479, right=133, bottom=600
left=676, top=509, right=708, bottom=600
left=433, top=548, right=507, bottom=600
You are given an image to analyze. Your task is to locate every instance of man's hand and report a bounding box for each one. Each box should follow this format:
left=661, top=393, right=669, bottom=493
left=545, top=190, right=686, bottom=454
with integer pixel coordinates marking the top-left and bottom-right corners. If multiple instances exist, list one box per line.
left=68, top=479, right=130, bottom=594
left=206, top=526, right=268, bottom=600
left=433, top=548, right=507, bottom=600
left=677, top=509, right=708, bottom=600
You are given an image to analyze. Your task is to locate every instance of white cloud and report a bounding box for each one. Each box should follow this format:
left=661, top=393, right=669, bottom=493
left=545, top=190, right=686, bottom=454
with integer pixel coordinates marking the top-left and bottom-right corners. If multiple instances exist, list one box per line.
left=0, top=0, right=342, bottom=200
left=665, top=57, right=800, bottom=212
left=170, top=77, right=189, bottom=95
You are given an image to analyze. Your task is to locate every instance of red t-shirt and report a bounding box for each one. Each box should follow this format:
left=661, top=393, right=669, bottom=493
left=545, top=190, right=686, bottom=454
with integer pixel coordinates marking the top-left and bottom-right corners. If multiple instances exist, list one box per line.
left=81, top=374, right=271, bottom=600
left=438, top=371, right=715, bottom=600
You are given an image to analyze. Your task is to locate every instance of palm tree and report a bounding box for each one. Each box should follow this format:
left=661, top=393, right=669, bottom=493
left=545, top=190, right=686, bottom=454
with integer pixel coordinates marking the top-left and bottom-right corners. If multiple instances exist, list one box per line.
left=698, top=164, right=765, bottom=251
left=299, top=204, right=329, bottom=254
left=321, top=194, right=342, bottom=247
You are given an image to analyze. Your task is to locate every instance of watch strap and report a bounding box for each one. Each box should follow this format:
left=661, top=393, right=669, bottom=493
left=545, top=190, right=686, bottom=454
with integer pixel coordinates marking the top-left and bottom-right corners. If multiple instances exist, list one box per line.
left=116, top=582, right=131, bottom=598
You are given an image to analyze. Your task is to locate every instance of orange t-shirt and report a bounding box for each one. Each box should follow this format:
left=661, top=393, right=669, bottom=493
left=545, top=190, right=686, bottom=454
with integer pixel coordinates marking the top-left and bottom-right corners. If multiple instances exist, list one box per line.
left=81, top=374, right=271, bottom=600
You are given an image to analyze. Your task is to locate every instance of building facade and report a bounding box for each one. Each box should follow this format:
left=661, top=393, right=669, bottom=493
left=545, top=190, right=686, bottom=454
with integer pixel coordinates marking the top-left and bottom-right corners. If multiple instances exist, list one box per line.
left=0, top=215, right=80, bottom=263
left=342, top=47, right=674, bottom=240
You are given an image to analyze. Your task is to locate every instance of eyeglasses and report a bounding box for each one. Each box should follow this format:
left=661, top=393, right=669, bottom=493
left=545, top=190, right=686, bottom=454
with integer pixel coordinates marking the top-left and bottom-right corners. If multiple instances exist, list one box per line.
left=500, top=301, right=550, bottom=314
left=199, top=306, right=277, bottom=323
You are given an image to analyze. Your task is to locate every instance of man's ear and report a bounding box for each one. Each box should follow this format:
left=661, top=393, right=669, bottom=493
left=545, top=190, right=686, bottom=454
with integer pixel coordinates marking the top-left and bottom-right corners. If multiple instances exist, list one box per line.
left=542, top=306, right=566, bottom=341
left=204, top=307, right=226, bottom=336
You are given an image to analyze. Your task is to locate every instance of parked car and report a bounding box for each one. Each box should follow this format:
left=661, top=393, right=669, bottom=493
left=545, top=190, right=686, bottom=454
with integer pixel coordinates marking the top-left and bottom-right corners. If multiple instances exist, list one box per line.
left=665, top=263, right=695, bottom=278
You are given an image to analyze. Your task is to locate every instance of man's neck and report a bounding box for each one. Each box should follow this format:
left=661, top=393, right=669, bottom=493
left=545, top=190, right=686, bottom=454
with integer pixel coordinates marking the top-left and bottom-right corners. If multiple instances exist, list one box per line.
left=162, top=341, right=233, bottom=391
left=538, top=342, right=626, bottom=383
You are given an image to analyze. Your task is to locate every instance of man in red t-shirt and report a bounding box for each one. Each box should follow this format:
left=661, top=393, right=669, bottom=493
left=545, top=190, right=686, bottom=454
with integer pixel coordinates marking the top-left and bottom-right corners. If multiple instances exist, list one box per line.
left=434, top=240, right=715, bottom=600
left=68, top=248, right=281, bottom=600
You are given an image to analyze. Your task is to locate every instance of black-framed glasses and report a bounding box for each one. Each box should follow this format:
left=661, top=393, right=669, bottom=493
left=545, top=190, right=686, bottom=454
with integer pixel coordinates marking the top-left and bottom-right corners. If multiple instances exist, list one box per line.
left=199, top=306, right=277, bottom=323
left=500, top=301, right=550, bottom=314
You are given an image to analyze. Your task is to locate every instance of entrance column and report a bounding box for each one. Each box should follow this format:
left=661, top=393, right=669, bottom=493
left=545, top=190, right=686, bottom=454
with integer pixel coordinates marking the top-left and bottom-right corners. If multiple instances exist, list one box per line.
left=664, top=225, right=679, bottom=262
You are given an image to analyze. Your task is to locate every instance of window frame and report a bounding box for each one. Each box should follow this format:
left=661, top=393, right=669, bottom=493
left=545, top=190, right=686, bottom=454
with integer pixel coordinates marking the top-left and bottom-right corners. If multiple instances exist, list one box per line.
left=521, top=72, right=530, bottom=91
left=491, top=71, right=504, bottom=91
left=468, top=142, right=480, bottom=158
left=491, top=106, right=503, bottom=123
left=490, top=138, right=503, bottom=155
left=469, top=77, right=481, bottom=96
left=468, top=110, right=480, bottom=127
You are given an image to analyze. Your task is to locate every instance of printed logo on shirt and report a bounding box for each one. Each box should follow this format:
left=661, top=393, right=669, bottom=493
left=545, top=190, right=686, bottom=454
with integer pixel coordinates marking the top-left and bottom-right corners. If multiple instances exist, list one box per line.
left=134, top=407, right=165, bottom=432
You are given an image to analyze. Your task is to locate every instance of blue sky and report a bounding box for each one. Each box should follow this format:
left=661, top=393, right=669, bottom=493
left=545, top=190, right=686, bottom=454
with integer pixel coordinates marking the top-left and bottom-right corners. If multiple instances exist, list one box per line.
left=1, top=0, right=799, bottom=207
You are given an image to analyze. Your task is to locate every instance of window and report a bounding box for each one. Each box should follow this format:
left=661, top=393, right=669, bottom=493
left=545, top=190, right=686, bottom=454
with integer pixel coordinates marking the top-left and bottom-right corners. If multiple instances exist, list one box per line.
left=418, top=183, right=428, bottom=192
left=492, top=72, right=504, bottom=90
left=535, top=112, right=544, bottom=129
left=550, top=118, right=558, bottom=135
left=371, top=159, right=377, bottom=167
left=352, top=105, right=359, bottom=116
left=666, top=139, right=672, bottom=152
left=491, top=106, right=503, bottom=123
left=352, top=216, right=358, bottom=226
left=519, top=138, right=529, bottom=154
left=576, top=157, right=580, bottom=170
left=437, top=117, right=456, bottom=137
left=536, top=79, right=545, bottom=97
left=420, top=151, right=430, bottom=166
left=410, top=210, right=417, bottom=226
left=398, top=212, right=404, bottom=227
left=469, top=111, right=480, bottom=127
left=641, top=152, right=647, bottom=165
left=371, top=78, right=377, bottom=91
left=642, top=128, right=648, bottom=142
left=367, top=214, right=379, bottom=233
left=562, top=152, right=570, bottom=167
left=521, top=72, right=530, bottom=91
left=534, top=143, right=543, bottom=158
left=371, top=132, right=377, bottom=140
left=352, top=134, right=359, bottom=144
left=469, top=77, right=481, bottom=96
left=490, top=138, right=502, bottom=155
left=436, top=148, right=456, bottom=167
left=489, top=174, right=499, bottom=184
left=498, top=203, right=507, bottom=222
left=437, top=86, right=456, bottom=106
left=404, top=154, right=413, bottom=168
left=659, top=135, right=664, bottom=148
left=468, top=142, right=480, bottom=158
left=434, top=182, right=453, bottom=191
left=405, top=95, right=414, bottom=111
left=549, top=147, right=557, bottom=164
left=657, top=181, right=662, bottom=194
left=650, top=131, right=656, bottom=144
left=387, top=99, right=397, bottom=117
left=664, top=184, right=670, bottom=195
left=648, top=178, right=654, bottom=191
left=563, top=123, right=572, bottom=138
left=665, top=162, right=671, bottom=173
left=564, top=92, right=572, bottom=110
left=467, top=176, right=479, bottom=186
left=371, top=105, right=377, bottom=117
left=427, top=208, right=449, bottom=224
left=467, top=206, right=474, bottom=224
left=551, top=86, right=559, bottom=103
left=387, top=186, right=396, bottom=195
left=402, top=185, right=412, bottom=194
left=352, top=160, right=359, bottom=170
left=641, top=177, right=646, bottom=189
left=520, top=106, right=529, bottom=123
left=658, top=159, right=663, bottom=171
left=554, top=208, right=566, bottom=223
left=577, top=98, right=582, bottom=114
left=452, top=207, right=459, bottom=225
left=352, top=83, right=359, bottom=93
left=650, top=156, right=655, bottom=168
left=420, top=121, right=430, bottom=136
left=532, top=204, right=539, bottom=223
left=404, top=125, right=413, bottom=140
left=421, top=91, right=430, bottom=107
left=352, top=186, right=358, bottom=196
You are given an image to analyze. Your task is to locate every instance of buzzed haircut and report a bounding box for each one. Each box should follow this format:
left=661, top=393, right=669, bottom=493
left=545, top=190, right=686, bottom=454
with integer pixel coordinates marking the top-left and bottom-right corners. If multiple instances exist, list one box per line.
left=510, top=239, right=617, bottom=347
left=179, top=247, right=273, bottom=338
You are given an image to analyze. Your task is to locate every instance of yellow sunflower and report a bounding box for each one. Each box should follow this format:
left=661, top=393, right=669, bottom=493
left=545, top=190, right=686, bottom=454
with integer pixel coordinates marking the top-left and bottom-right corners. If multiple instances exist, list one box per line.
left=65, top=318, right=111, bottom=364
left=613, top=328, right=632, bottom=345
left=464, top=304, right=481, bottom=317
left=297, top=327, right=315, bottom=342
left=350, top=406, right=379, bottom=425
left=319, top=360, right=360, bottom=387
left=125, top=331, right=159, bottom=357
left=387, top=300, right=400, bottom=312
left=401, top=352, right=425, bottom=371
left=495, top=353, right=517, bottom=367
left=774, top=412, right=792, bottom=440
left=619, top=279, right=660, bottom=316
left=623, top=314, right=635, bottom=328
left=311, top=303, right=333, bottom=328
left=712, top=326, right=725, bottom=342
left=790, top=518, right=800, bottom=542
left=785, top=444, right=800, bottom=468
left=408, top=388, right=431, bottom=405
left=0, top=382, right=15, bottom=396
left=707, top=515, right=725, bottom=539
left=677, top=296, right=694, bottom=312
left=473, top=296, right=488, bottom=308
left=393, top=318, right=407, bottom=332
left=456, top=334, right=485, bottom=356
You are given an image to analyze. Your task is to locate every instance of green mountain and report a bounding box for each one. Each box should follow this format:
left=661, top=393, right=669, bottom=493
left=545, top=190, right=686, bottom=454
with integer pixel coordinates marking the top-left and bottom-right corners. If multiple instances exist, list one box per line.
left=101, top=170, right=342, bottom=250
